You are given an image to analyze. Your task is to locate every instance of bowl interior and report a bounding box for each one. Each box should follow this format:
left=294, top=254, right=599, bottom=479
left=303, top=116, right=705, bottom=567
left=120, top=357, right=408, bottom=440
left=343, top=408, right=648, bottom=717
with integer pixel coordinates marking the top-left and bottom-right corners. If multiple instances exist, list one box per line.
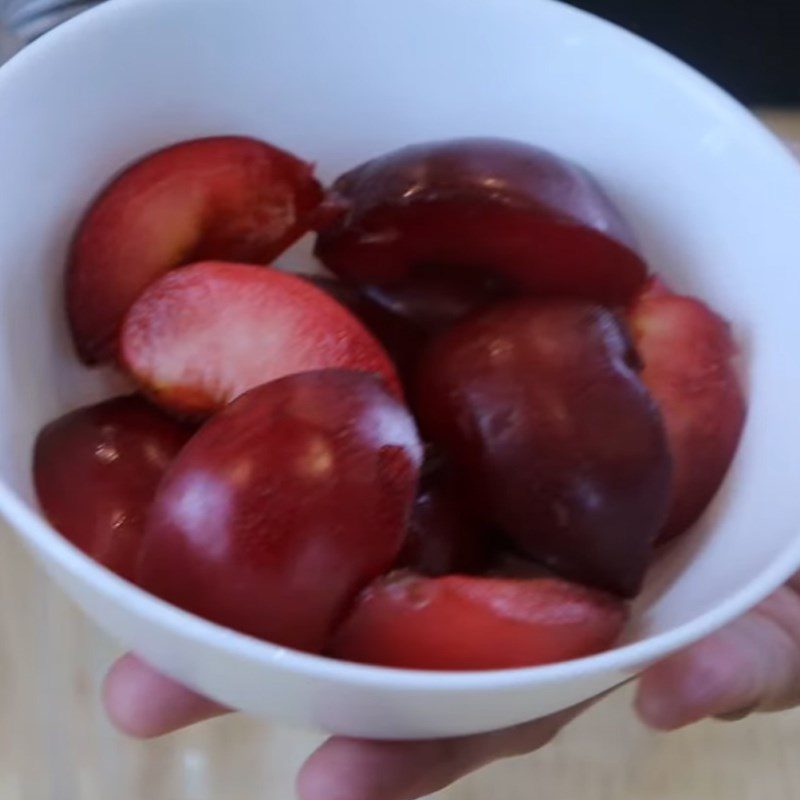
left=1, top=0, right=800, bottom=671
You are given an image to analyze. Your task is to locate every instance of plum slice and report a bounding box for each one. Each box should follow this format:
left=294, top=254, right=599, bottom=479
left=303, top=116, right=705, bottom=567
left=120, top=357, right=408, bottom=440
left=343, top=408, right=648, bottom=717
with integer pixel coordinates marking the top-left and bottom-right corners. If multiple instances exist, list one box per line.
left=396, top=459, right=487, bottom=577
left=68, top=136, right=324, bottom=363
left=316, top=138, right=646, bottom=306
left=330, top=572, right=628, bottom=670
left=120, top=263, right=399, bottom=417
left=136, top=370, right=422, bottom=652
left=416, top=299, right=672, bottom=597
left=628, top=279, right=746, bottom=541
left=33, top=396, right=193, bottom=580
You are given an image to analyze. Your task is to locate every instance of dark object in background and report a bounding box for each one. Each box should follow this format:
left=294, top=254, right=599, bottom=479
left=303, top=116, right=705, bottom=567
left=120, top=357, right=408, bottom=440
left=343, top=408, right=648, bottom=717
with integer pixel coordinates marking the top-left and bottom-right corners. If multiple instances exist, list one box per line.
left=5, top=2, right=797, bottom=104
left=571, top=0, right=800, bottom=106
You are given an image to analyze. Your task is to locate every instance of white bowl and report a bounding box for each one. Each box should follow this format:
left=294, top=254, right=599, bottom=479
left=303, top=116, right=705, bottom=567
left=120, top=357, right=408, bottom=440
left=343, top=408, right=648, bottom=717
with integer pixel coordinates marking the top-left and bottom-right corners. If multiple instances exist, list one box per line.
left=1, top=0, right=800, bottom=741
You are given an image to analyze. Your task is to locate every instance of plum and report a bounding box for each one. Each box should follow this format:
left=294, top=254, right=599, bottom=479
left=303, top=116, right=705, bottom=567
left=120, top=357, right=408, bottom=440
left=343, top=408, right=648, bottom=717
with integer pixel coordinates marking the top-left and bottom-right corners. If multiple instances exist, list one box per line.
left=316, top=138, right=646, bottom=306
left=136, top=370, right=422, bottom=651
left=120, top=262, right=399, bottom=417
left=330, top=571, right=628, bottom=670
left=306, top=274, right=495, bottom=387
left=628, top=279, right=746, bottom=541
left=415, top=299, right=672, bottom=597
left=302, top=275, right=426, bottom=384
left=397, top=460, right=486, bottom=576
left=33, top=396, right=193, bottom=580
left=68, top=136, right=323, bottom=363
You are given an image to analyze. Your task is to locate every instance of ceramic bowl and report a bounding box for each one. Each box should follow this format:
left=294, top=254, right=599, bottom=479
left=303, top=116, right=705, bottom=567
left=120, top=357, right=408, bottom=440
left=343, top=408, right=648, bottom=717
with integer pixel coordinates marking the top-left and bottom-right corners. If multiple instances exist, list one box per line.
left=0, top=0, right=799, bottom=739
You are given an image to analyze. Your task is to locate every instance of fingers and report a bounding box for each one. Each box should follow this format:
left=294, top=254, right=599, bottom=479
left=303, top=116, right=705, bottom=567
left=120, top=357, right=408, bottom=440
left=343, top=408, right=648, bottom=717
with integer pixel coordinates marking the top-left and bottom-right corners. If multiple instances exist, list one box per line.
left=636, top=584, right=800, bottom=730
left=103, top=654, right=228, bottom=738
left=297, top=702, right=588, bottom=800
left=635, top=624, right=758, bottom=730
left=104, top=656, right=598, bottom=800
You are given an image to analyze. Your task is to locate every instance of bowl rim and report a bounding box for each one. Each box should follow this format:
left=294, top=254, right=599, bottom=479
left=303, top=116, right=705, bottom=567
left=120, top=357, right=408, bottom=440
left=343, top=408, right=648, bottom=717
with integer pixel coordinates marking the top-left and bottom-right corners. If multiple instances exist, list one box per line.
left=2, top=0, right=800, bottom=692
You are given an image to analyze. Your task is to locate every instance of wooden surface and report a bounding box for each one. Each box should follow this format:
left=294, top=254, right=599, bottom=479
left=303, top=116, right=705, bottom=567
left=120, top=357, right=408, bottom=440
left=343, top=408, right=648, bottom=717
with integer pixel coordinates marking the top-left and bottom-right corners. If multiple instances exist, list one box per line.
left=0, top=112, right=797, bottom=800
left=759, top=109, right=800, bottom=141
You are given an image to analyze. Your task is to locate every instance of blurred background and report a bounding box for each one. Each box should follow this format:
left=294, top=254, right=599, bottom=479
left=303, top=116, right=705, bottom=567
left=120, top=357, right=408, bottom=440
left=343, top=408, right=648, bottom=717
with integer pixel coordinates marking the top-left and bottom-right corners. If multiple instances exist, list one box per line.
left=3, top=0, right=800, bottom=106
left=575, top=0, right=800, bottom=106
left=1, top=1, right=799, bottom=798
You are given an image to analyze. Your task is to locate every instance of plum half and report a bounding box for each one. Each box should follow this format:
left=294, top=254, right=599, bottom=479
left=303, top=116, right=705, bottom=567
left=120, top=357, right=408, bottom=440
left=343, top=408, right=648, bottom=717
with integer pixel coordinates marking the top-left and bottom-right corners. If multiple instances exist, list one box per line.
left=316, top=138, right=647, bottom=306
left=68, top=137, right=323, bottom=364
left=33, top=396, right=193, bottom=580
left=137, top=370, right=422, bottom=651
left=416, top=299, right=672, bottom=597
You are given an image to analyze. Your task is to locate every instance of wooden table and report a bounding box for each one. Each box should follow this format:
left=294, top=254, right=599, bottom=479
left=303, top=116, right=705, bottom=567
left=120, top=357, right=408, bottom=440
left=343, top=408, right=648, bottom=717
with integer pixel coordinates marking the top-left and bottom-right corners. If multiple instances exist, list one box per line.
left=0, top=112, right=797, bottom=800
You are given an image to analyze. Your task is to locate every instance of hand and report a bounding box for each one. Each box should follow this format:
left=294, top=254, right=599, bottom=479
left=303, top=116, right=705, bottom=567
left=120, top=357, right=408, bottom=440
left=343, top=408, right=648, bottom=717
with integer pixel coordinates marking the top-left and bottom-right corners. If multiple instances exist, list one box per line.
left=636, top=572, right=800, bottom=728
left=103, top=654, right=588, bottom=800
left=103, top=573, right=800, bottom=799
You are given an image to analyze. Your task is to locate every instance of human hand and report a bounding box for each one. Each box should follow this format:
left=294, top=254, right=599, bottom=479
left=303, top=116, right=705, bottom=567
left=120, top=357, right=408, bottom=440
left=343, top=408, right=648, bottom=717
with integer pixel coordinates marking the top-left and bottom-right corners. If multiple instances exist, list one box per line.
left=103, top=654, right=589, bottom=800
left=636, top=573, right=800, bottom=728
left=104, top=575, right=800, bottom=799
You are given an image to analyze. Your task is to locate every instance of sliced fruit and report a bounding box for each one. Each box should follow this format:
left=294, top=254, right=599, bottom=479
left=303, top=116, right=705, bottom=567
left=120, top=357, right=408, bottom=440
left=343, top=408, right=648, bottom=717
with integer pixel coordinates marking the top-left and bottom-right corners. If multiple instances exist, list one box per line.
left=303, top=276, right=426, bottom=384
left=137, top=370, right=423, bottom=652
left=628, top=279, right=746, bottom=541
left=306, top=274, right=496, bottom=386
left=33, top=396, right=193, bottom=580
left=360, top=274, right=500, bottom=335
left=415, top=299, right=672, bottom=597
left=316, top=138, right=646, bottom=305
left=330, top=572, right=628, bottom=670
left=68, top=136, right=324, bottom=363
left=120, top=262, right=399, bottom=416
left=397, top=460, right=486, bottom=576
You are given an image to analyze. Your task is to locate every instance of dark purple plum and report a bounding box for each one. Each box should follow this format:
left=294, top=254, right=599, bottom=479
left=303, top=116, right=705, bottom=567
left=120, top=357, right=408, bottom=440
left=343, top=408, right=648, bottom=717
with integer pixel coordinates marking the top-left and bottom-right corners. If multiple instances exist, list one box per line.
left=415, top=299, right=672, bottom=597
left=316, top=139, right=647, bottom=306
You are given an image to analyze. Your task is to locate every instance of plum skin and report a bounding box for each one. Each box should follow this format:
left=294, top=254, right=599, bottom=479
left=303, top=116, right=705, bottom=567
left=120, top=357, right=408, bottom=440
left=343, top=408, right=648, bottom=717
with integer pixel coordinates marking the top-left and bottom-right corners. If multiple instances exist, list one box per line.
left=33, top=395, right=193, bottom=580
left=415, top=299, right=672, bottom=598
left=136, top=369, right=423, bottom=652
left=69, top=136, right=324, bottom=364
left=316, top=138, right=647, bottom=306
